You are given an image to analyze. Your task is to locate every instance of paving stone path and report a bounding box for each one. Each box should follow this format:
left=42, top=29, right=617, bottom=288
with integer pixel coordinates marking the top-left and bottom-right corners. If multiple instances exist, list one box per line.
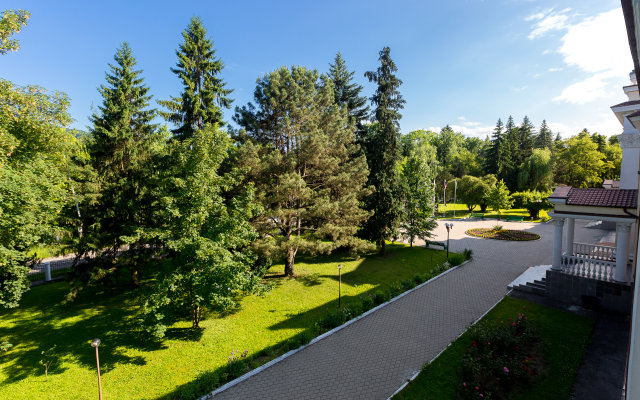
left=208, top=219, right=607, bottom=400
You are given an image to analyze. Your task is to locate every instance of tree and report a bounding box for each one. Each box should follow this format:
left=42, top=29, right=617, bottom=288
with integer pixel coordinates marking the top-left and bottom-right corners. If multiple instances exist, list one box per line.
left=0, top=80, right=76, bottom=307
left=234, top=66, right=372, bottom=276
left=79, top=43, right=160, bottom=288
left=158, top=17, right=232, bottom=140
left=457, top=175, right=491, bottom=212
left=485, top=119, right=504, bottom=176
left=534, top=119, right=553, bottom=150
left=0, top=9, right=29, bottom=55
left=555, top=134, right=606, bottom=187
left=363, top=46, right=406, bottom=255
left=501, top=116, right=519, bottom=190
left=517, top=116, right=535, bottom=163
left=487, top=180, right=513, bottom=217
left=142, top=125, right=261, bottom=336
left=602, top=142, right=622, bottom=180
left=518, top=191, right=552, bottom=219
left=328, top=52, right=369, bottom=132
left=517, top=148, right=553, bottom=191
left=399, top=142, right=437, bottom=246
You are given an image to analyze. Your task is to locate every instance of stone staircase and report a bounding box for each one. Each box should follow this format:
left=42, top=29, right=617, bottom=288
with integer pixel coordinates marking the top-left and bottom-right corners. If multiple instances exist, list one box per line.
left=507, top=265, right=550, bottom=296
left=512, top=277, right=547, bottom=295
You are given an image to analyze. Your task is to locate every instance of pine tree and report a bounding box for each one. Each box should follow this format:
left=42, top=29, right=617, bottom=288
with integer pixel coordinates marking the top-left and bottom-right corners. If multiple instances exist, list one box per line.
left=82, top=42, right=159, bottom=286
left=159, top=17, right=232, bottom=140
left=234, top=66, right=372, bottom=276
left=363, top=46, right=406, bottom=255
left=535, top=119, right=553, bottom=150
left=328, top=52, right=369, bottom=132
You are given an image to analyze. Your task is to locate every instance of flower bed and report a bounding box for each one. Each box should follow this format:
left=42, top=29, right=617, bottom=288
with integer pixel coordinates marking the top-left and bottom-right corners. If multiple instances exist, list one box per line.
left=466, top=228, right=539, bottom=241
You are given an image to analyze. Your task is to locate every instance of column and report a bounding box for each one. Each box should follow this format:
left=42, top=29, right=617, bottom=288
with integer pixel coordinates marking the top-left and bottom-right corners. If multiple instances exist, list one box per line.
left=552, top=218, right=565, bottom=270
left=566, top=217, right=575, bottom=256
left=615, top=223, right=631, bottom=282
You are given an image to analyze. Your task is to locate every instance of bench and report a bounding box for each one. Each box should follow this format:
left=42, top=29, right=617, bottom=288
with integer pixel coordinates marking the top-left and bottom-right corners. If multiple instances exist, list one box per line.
left=505, top=215, right=524, bottom=222
left=426, top=240, right=447, bottom=250
left=469, top=213, right=484, bottom=219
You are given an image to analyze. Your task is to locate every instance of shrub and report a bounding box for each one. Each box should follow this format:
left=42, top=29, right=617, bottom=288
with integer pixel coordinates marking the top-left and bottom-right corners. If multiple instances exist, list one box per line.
left=448, top=253, right=465, bottom=266
left=458, top=311, right=542, bottom=399
left=226, top=349, right=249, bottom=378
left=413, top=274, right=424, bottom=285
left=373, top=290, right=389, bottom=305
left=463, top=248, right=473, bottom=260
left=360, top=294, right=375, bottom=311
left=401, top=279, right=416, bottom=291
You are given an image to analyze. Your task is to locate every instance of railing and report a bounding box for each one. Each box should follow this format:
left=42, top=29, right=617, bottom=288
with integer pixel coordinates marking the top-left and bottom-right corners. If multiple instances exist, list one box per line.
left=572, top=242, right=616, bottom=261
left=561, top=255, right=616, bottom=281
left=28, top=258, right=84, bottom=283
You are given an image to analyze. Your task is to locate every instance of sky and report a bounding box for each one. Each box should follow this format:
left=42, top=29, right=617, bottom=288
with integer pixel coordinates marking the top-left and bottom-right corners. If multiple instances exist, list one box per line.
left=0, top=0, right=633, bottom=138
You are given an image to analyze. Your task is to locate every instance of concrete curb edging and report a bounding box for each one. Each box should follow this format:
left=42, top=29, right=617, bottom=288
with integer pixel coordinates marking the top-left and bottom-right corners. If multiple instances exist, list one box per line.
left=386, top=289, right=512, bottom=399
left=202, top=258, right=473, bottom=399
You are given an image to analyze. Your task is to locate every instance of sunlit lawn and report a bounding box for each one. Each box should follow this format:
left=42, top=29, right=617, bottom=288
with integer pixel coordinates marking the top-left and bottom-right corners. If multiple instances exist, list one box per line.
left=436, top=203, right=550, bottom=222
left=0, top=243, right=448, bottom=399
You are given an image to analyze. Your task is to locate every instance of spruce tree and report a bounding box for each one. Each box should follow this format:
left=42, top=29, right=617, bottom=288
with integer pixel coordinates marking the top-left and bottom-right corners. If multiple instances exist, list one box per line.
left=328, top=52, right=369, bottom=132
left=501, top=116, right=518, bottom=190
left=535, top=119, right=553, bottom=150
left=518, top=116, right=535, bottom=163
left=485, top=119, right=503, bottom=176
left=363, top=46, right=406, bottom=255
left=82, top=42, right=158, bottom=286
left=159, top=17, right=232, bottom=140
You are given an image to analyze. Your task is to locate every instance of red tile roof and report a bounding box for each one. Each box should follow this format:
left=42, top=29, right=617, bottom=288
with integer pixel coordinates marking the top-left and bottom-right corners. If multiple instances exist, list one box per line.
left=550, top=186, right=572, bottom=199
left=566, top=188, right=637, bottom=208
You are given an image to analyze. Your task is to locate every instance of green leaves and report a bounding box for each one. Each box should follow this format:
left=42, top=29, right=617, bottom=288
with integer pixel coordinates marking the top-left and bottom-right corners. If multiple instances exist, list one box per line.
left=0, top=9, right=29, bottom=55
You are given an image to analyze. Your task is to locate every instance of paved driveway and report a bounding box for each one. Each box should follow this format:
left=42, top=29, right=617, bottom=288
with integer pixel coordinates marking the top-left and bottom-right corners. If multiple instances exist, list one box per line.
left=208, top=219, right=606, bottom=400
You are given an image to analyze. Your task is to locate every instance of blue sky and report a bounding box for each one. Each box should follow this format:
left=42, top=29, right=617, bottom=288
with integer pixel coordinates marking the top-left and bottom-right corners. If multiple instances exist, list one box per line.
left=0, top=0, right=631, bottom=138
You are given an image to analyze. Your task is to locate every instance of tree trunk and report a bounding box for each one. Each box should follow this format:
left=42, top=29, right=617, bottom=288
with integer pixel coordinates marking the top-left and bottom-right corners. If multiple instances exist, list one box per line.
left=380, top=237, right=387, bottom=256
left=192, top=304, right=200, bottom=328
left=284, top=248, right=296, bottom=276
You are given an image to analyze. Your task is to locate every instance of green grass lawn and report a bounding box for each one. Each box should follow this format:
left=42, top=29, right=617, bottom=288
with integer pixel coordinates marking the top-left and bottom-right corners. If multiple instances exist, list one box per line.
left=0, top=243, right=449, bottom=399
left=435, top=203, right=551, bottom=222
left=394, top=296, right=595, bottom=400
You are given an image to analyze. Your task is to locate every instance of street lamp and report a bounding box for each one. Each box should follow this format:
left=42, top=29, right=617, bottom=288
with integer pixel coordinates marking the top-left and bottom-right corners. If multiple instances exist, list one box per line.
left=338, top=264, right=342, bottom=309
left=91, top=338, right=103, bottom=400
left=444, top=223, right=454, bottom=259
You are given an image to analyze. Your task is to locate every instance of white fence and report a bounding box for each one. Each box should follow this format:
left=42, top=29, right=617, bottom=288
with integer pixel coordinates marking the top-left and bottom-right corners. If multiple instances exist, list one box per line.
left=561, top=255, right=616, bottom=282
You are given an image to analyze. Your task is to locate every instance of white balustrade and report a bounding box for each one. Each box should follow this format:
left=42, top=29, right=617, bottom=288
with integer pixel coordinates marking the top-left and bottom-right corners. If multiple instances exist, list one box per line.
left=572, top=242, right=616, bottom=261
left=561, top=255, right=616, bottom=281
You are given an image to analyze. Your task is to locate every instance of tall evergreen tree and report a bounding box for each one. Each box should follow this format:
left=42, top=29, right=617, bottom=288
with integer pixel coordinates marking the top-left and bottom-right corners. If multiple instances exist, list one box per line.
left=328, top=52, right=369, bottom=132
left=235, top=66, right=372, bottom=276
left=485, top=118, right=503, bottom=176
left=517, top=116, right=535, bottom=163
left=534, top=119, right=553, bottom=150
left=501, top=116, right=519, bottom=190
left=81, top=42, right=159, bottom=286
left=363, top=46, right=406, bottom=255
left=158, top=17, right=232, bottom=140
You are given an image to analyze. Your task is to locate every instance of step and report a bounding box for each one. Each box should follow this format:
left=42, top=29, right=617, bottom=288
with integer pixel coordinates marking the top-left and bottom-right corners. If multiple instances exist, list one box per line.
left=513, top=282, right=546, bottom=295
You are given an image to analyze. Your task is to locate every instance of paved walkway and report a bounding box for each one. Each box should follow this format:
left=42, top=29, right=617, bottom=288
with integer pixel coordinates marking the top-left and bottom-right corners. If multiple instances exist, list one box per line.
left=208, top=219, right=607, bottom=400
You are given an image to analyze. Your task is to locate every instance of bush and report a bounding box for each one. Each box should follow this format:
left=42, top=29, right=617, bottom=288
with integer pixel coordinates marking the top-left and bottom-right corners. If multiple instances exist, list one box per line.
left=463, top=248, right=473, bottom=260
left=458, top=311, right=543, bottom=399
left=360, top=294, right=375, bottom=311
left=401, top=279, right=416, bottom=291
left=448, top=253, right=465, bottom=266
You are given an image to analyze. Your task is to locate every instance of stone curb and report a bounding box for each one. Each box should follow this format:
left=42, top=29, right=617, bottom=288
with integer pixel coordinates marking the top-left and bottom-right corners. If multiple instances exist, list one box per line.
left=386, top=289, right=511, bottom=399
left=202, top=258, right=473, bottom=399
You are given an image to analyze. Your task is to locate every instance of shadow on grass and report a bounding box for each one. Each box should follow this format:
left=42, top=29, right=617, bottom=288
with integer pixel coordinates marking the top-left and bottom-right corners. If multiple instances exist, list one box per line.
left=0, top=282, right=166, bottom=384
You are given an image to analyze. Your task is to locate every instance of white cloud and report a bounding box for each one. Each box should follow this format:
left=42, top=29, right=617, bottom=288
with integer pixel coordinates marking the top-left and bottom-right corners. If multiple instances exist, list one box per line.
left=512, top=85, right=528, bottom=92
left=527, top=8, right=572, bottom=39
left=553, top=72, right=614, bottom=104
left=547, top=113, right=622, bottom=137
left=427, top=119, right=495, bottom=137
left=531, top=8, right=633, bottom=104
left=558, top=9, right=629, bottom=76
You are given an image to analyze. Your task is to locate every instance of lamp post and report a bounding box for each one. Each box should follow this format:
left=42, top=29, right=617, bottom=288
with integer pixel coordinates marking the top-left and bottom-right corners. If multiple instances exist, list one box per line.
left=338, top=264, right=342, bottom=308
left=445, top=223, right=453, bottom=259
left=91, top=338, right=102, bottom=400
